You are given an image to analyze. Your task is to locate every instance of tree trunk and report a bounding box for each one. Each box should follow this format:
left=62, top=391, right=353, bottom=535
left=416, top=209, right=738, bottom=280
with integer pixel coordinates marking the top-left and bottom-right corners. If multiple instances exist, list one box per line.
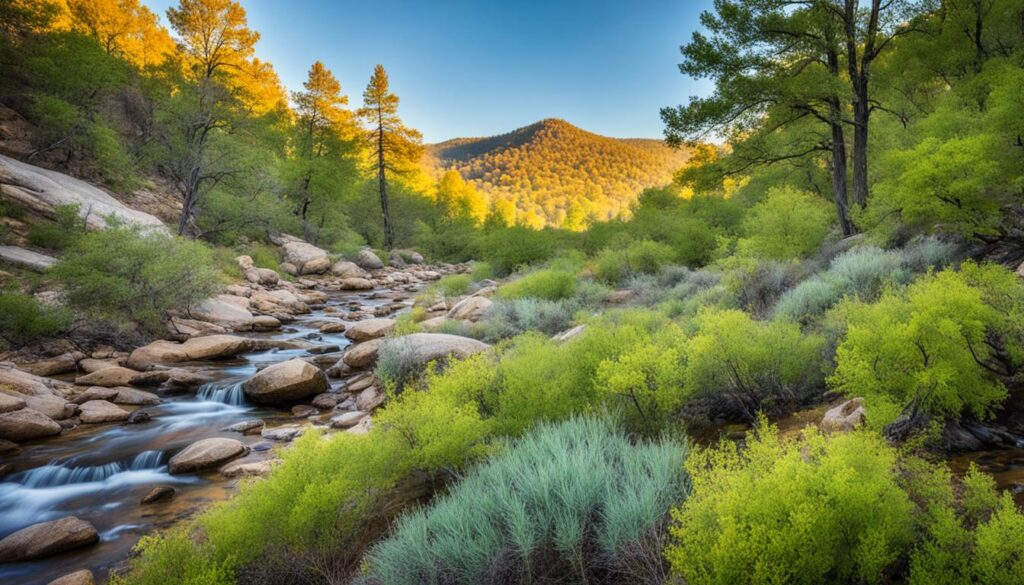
left=376, top=117, right=394, bottom=249
left=827, top=46, right=853, bottom=236
left=300, top=173, right=312, bottom=241
left=850, top=75, right=870, bottom=209
left=177, top=165, right=202, bottom=236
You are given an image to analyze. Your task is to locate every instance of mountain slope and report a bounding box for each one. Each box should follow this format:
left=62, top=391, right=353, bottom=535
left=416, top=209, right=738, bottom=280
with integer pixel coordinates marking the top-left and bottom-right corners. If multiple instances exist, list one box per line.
left=428, top=119, right=690, bottom=229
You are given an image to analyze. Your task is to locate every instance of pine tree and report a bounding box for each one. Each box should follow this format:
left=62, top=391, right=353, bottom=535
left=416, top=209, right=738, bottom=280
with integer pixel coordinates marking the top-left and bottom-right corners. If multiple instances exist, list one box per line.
left=357, top=64, right=423, bottom=249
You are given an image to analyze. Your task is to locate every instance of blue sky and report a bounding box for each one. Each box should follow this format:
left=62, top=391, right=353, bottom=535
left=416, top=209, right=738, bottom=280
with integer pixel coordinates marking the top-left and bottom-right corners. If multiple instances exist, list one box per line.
left=142, top=0, right=714, bottom=143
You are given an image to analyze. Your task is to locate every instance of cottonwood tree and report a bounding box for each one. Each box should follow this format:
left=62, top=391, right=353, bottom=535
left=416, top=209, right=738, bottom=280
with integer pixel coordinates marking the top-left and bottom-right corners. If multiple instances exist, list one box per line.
left=66, top=0, right=175, bottom=68
left=288, top=61, right=361, bottom=241
left=357, top=64, right=423, bottom=249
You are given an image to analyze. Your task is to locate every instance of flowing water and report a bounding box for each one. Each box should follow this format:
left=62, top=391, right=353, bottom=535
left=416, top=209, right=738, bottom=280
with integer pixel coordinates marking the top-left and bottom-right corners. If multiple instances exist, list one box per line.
left=0, top=287, right=411, bottom=584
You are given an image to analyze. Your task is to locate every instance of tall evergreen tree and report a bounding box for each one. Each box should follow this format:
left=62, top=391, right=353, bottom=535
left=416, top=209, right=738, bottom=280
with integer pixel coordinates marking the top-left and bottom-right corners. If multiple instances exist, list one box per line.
left=357, top=64, right=423, bottom=249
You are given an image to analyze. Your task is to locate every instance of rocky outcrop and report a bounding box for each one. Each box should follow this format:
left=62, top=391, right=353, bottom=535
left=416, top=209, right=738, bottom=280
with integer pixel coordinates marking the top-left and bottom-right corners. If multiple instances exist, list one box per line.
left=330, top=261, right=369, bottom=279
left=75, top=366, right=138, bottom=387
left=0, top=393, right=26, bottom=413
left=168, top=437, right=248, bottom=474
left=277, top=235, right=330, bottom=275
left=16, top=352, right=81, bottom=376
left=242, top=358, right=328, bottom=405
left=339, top=277, right=374, bottom=290
left=220, top=459, right=278, bottom=478
left=330, top=410, right=367, bottom=428
left=345, top=318, right=395, bottom=342
left=0, top=153, right=165, bottom=230
left=340, top=339, right=386, bottom=369
left=47, top=569, right=95, bottom=585
left=78, top=400, right=130, bottom=423
left=0, top=516, right=98, bottom=562
left=821, top=398, right=866, bottom=433
left=126, top=335, right=255, bottom=370
left=0, top=408, right=62, bottom=442
left=447, top=295, right=492, bottom=322
left=0, top=246, right=57, bottom=272
left=382, top=334, right=491, bottom=369
left=189, top=296, right=257, bottom=329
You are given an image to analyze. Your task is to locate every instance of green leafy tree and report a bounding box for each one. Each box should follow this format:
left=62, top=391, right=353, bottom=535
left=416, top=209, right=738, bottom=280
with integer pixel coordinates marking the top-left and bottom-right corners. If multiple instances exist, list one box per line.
left=357, top=64, right=424, bottom=249
left=737, top=187, right=834, bottom=260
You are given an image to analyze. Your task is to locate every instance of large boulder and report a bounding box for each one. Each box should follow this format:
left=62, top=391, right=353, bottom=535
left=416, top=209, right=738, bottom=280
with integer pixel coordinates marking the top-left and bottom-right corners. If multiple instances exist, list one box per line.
left=127, top=335, right=253, bottom=370
left=339, top=277, right=373, bottom=290
left=0, top=516, right=98, bottom=562
left=189, top=296, right=256, bottom=329
left=447, top=296, right=493, bottom=322
left=380, top=334, right=491, bottom=369
left=16, top=352, right=80, bottom=376
left=15, top=392, right=69, bottom=420
left=78, top=400, right=129, bottom=423
left=47, top=569, right=95, bottom=585
left=280, top=239, right=330, bottom=275
left=342, top=339, right=386, bottom=369
left=0, top=408, right=61, bottom=442
left=821, top=398, right=866, bottom=433
left=242, top=358, right=328, bottom=405
left=0, top=153, right=165, bottom=230
left=356, top=249, right=384, bottom=270
left=75, top=366, right=139, bottom=387
left=168, top=437, right=248, bottom=474
left=330, top=260, right=369, bottom=279
left=0, top=393, right=25, bottom=413
left=0, top=246, right=57, bottom=272
left=345, top=318, right=395, bottom=342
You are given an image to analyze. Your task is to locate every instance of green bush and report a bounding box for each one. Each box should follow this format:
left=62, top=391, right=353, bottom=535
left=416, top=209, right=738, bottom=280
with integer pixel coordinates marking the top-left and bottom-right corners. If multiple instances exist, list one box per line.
left=478, top=298, right=579, bottom=341
left=496, top=269, right=577, bottom=301
left=667, top=423, right=915, bottom=585
left=594, top=239, right=675, bottom=285
left=52, top=227, right=220, bottom=333
left=0, top=293, right=71, bottom=345
left=26, top=204, right=86, bottom=251
left=365, top=416, right=690, bottom=585
left=469, top=261, right=493, bottom=281
left=736, top=187, right=834, bottom=260
left=479, top=226, right=556, bottom=275
left=432, top=274, right=472, bottom=298
left=829, top=266, right=1013, bottom=428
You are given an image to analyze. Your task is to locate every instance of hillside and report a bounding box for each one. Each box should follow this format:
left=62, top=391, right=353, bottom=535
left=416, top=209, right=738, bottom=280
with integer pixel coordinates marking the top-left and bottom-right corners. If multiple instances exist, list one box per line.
left=428, top=119, right=690, bottom=228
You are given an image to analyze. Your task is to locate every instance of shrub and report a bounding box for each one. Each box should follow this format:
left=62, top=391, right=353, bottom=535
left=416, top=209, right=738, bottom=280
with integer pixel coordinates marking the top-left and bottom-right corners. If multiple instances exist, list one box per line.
left=432, top=274, right=472, bottom=298
left=26, top=204, right=86, bottom=251
left=469, top=261, right=493, bottom=281
left=594, top=240, right=675, bottom=285
left=496, top=269, right=577, bottom=301
left=0, top=293, right=71, bottom=345
left=478, top=298, right=578, bottom=341
left=479, top=226, right=556, bottom=275
left=684, top=309, right=824, bottom=422
left=52, top=227, right=220, bottom=333
left=829, top=267, right=1012, bottom=428
left=724, top=259, right=801, bottom=319
left=375, top=337, right=427, bottom=392
left=668, top=422, right=915, bottom=585
left=628, top=267, right=720, bottom=306
left=736, top=187, right=834, bottom=260
left=364, top=416, right=690, bottom=585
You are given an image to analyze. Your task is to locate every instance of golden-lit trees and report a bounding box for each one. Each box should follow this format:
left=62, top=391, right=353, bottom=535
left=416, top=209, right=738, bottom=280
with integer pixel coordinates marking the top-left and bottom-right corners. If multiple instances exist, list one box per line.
left=357, top=64, right=423, bottom=249
left=65, top=0, right=174, bottom=68
left=435, top=170, right=488, bottom=225
left=289, top=60, right=361, bottom=240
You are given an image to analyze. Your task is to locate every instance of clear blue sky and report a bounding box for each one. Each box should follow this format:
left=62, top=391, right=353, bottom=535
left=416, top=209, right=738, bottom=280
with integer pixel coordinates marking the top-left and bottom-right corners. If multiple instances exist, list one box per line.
left=142, top=0, right=714, bottom=143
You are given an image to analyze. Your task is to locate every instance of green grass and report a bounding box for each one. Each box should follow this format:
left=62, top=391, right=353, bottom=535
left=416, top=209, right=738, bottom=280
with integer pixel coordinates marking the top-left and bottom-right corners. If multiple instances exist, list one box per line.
left=496, top=269, right=577, bottom=301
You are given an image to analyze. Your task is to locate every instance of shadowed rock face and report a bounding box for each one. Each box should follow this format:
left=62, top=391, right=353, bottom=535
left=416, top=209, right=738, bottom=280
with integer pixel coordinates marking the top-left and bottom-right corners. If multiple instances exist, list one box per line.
left=0, top=153, right=166, bottom=231
left=0, top=516, right=99, bottom=562
left=0, top=246, right=56, bottom=272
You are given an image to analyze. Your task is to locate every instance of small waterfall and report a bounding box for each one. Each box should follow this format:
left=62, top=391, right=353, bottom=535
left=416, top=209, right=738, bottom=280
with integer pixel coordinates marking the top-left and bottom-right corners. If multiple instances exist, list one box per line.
left=13, top=450, right=167, bottom=488
left=196, top=381, right=247, bottom=405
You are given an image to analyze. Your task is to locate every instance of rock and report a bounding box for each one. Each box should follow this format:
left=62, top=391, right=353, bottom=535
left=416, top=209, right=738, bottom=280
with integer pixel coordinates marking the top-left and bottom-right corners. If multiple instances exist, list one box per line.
left=261, top=425, right=303, bottom=441
left=279, top=262, right=298, bottom=275
left=553, top=325, right=586, bottom=343
left=126, top=410, right=151, bottom=424
left=75, top=366, right=139, bottom=387
left=79, top=400, right=129, bottom=423
left=47, top=569, right=94, bottom=585
left=224, top=284, right=251, bottom=297
left=291, top=404, right=316, bottom=418
left=330, top=410, right=366, bottom=428
left=252, top=315, right=281, bottom=331
left=342, top=339, right=386, bottom=368
left=0, top=408, right=61, bottom=441
left=16, top=392, right=69, bottom=420
left=72, top=387, right=118, bottom=404
left=345, top=318, right=395, bottom=342
left=190, top=296, right=256, bottom=329
left=0, top=365, right=65, bottom=396
left=110, top=387, right=160, bottom=405
left=245, top=267, right=279, bottom=286
left=821, top=398, right=866, bottom=433
left=356, top=248, right=384, bottom=270
left=168, top=437, right=248, bottom=474
left=330, top=261, right=369, bottom=279
left=127, top=335, right=254, bottom=370
left=319, top=321, right=346, bottom=333
left=0, top=439, right=20, bottom=456
left=409, top=252, right=425, bottom=264
left=346, top=373, right=375, bottom=392
left=0, top=245, right=57, bottom=272
left=140, top=485, right=175, bottom=504
left=0, top=393, right=25, bottom=413
left=133, top=368, right=212, bottom=390
left=281, top=239, right=330, bottom=275
left=250, top=441, right=274, bottom=452
left=242, top=358, right=329, bottom=405
left=1017, top=260, right=1024, bottom=278
left=220, top=459, right=278, bottom=478
left=312, top=393, right=341, bottom=409
left=447, top=296, right=492, bottom=322
left=0, top=516, right=98, bottom=562
left=381, top=334, right=491, bottom=371
left=222, top=419, right=264, bottom=434
left=356, top=386, right=386, bottom=411
left=348, top=416, right=373, bottom=435
left=168, top=317, right=229, bottom=338
left=607, top=289, right=636, bottom=304
left=388, top=251, right=407, bottom=268
left=16, top=353, right=80, bottom=376
left=419, top=316, right=448, bottom=331
left=339, top=277, right=374, bottom=290
left=0, top=153, right=165, bottom=230
left=77, top=358, right=120, bottom=373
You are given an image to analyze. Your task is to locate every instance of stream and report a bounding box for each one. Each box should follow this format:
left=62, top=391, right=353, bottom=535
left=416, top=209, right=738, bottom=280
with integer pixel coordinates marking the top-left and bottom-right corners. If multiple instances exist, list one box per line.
left=0, top=287, right=408, bottom=585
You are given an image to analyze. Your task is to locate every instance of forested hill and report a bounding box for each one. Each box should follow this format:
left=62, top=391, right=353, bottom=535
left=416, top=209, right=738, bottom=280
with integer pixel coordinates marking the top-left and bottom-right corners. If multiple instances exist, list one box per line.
left=428, top=118, right=690, bottom=229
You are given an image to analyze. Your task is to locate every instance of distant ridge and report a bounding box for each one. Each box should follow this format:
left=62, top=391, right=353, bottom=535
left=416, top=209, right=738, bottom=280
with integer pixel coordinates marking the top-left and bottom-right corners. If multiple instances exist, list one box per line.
left=427, top=119, right=690, bottom=229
